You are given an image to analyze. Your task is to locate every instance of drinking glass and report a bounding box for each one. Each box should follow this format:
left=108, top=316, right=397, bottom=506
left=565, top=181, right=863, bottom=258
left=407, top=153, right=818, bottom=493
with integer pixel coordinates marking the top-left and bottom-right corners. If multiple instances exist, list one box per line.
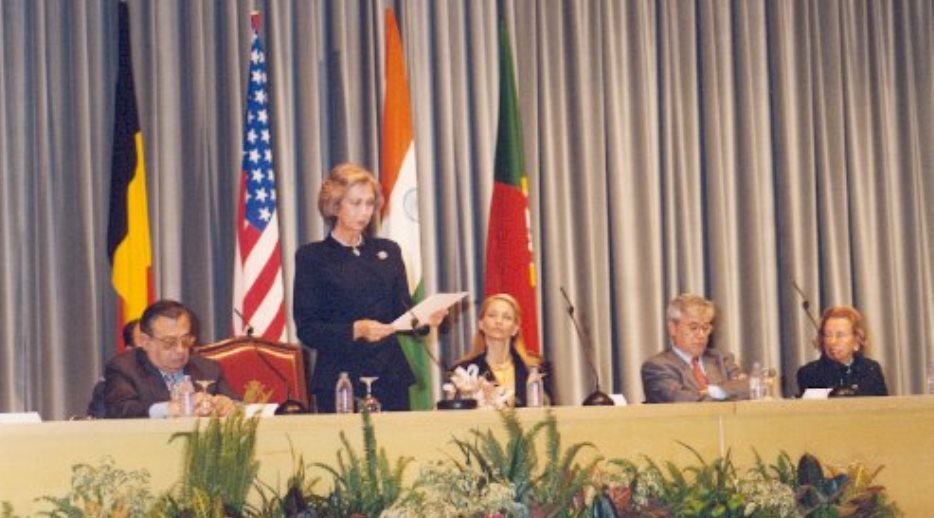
left=194, top=379, right=215, bottom=414
left=359, top=376, right=381, bottom=413
left=761, top=367, right=778, bottom=399
left=195, top=379, right=215, bottom=394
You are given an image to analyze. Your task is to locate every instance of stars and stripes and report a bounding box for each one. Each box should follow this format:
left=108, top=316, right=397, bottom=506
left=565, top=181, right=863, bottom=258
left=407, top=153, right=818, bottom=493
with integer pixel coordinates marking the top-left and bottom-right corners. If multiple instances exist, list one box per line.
left=232, top=14, right=286, bottom=341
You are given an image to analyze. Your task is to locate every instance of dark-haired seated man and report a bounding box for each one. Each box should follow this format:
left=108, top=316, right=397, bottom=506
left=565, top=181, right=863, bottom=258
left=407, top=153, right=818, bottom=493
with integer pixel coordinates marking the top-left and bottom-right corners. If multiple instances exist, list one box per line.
left=86, top=319, right=144, bottom=418
left=641, top=294, right=749, bottom=403
left=103, top=299, right=239, bottom=418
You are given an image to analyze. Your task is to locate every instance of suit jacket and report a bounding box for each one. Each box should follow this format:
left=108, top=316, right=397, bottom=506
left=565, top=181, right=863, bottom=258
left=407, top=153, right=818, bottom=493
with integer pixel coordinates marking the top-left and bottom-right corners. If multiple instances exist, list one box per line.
left=293, top=235, right=415, bottom=412
left=641, top=348, right=749, bottom=403
left=103, top=348, right=238, bottom=418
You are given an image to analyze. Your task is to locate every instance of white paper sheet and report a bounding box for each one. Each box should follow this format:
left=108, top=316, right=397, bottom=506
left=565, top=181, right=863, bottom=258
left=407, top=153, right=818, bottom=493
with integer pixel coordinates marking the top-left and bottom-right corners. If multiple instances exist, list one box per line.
left=392, top=291, right=469, bottom=331
left=801, top=388, right=833, bottom=400
left=243, top=403, right=279, bottom=417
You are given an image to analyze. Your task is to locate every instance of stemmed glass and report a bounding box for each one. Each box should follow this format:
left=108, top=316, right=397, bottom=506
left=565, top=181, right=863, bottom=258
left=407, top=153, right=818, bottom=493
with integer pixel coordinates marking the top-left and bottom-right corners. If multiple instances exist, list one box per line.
left=195, top=379, right=215, bottom=394
left=359, top=376, right=381, bottom=413
left=194, top=379, right=215, bottom=414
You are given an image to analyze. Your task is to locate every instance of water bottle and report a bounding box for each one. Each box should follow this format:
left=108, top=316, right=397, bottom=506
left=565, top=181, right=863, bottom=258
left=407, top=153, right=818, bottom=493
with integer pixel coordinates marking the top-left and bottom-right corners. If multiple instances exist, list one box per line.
left=526, top=366, right=544, bottom=408
left=749, top=362, right=765, bottom=400
left=335, top=372, right=354, bottom=414
left=176, top=375, right=195, bottom=417
left=927, top=361, right=934, bottom=395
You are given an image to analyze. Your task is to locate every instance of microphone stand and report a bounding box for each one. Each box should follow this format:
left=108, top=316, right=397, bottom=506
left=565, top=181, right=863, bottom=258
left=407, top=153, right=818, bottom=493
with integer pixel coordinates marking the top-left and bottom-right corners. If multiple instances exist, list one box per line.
left=234, top=308, right=307, bottom=414
left=559, top=287, right=614, bottom=406
left=791, top=280, right=820, bottom=331
left=406, top=313, right=476, bottom=410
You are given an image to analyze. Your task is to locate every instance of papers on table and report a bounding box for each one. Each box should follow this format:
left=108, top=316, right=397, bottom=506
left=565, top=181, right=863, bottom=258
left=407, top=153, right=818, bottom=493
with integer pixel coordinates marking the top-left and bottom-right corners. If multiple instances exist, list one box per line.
left=392, top=292, right=469, bottom=331
left=801, top=388, right=833, bottom=400
left=244, top=403, right=279, bottom=417
left=0, top=412, right=42, bottom=423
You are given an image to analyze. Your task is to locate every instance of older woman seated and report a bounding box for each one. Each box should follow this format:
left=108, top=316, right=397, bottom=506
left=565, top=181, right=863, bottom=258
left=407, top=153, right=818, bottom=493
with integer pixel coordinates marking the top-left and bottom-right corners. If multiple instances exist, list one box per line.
left=796, top=305, right=888, bottom=397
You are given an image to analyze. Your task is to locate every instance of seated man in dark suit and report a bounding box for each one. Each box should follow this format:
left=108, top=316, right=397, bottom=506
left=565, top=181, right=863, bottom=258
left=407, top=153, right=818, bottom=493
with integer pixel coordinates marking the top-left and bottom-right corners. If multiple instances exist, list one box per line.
left=641, top=294, right=749, bottom=403
left=103, top=299, right=239, bottom=418
left=87, top=319, right=144, bottom=418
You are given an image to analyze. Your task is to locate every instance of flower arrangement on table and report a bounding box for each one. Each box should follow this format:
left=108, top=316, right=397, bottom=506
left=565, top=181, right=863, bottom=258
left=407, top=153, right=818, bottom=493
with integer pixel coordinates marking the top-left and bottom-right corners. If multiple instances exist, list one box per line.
left=6, top=410, right=903, bottom=518
left=445, top=364, right=514, bottom=409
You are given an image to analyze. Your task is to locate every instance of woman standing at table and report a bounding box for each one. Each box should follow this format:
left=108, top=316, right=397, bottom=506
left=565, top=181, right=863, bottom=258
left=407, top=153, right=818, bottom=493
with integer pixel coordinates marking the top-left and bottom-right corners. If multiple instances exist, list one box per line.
left=796, top=305, right=888, bottom=397
left=451, top=293, right=549, bottom=407
left=293, top=163, right=439, bottom=412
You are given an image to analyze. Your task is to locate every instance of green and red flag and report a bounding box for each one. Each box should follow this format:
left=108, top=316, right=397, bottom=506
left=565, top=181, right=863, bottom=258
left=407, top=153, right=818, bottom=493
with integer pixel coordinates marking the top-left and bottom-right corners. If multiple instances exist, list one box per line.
left=107, top=1, right=154, bottom=350
left=484, top=21, right=540, bottom=354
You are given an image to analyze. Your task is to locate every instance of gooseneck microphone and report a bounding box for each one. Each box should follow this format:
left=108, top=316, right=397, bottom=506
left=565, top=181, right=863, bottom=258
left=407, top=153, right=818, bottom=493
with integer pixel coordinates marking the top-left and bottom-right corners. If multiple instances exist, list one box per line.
left=791, top=280, right=820, bottom=331
left=559, top=287, right=614, bottom=406
left=233, top=308, right=255, bottom=337
left=231, top=308, right=306, bottom=414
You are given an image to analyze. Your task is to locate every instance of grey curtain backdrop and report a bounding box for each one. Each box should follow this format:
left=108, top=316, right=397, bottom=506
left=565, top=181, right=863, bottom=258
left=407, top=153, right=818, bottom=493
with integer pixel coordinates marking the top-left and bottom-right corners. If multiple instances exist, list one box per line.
left=1, top=0, right=930, bottom=419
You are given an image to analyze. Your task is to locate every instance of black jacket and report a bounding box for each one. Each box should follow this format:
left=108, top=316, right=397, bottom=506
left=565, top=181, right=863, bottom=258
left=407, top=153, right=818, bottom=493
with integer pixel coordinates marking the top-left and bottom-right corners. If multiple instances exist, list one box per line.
left=796, top=354, right=888, bottom=397
left=451, top=345, right=550, bottom=407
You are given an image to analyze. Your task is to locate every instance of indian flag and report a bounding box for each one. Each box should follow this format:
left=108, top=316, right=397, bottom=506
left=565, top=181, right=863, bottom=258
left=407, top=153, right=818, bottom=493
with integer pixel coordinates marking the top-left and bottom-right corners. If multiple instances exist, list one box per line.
left=380, top=8, right=434, bottom=410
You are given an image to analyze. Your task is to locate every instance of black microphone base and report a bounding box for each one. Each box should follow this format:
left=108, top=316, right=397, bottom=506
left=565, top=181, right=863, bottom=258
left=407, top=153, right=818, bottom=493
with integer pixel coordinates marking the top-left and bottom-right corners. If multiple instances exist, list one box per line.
left=275, top=399, right=309, bottom=415
left=437, top=398, right=478, bottom=410
left=582, top=390, right=615, bottom=406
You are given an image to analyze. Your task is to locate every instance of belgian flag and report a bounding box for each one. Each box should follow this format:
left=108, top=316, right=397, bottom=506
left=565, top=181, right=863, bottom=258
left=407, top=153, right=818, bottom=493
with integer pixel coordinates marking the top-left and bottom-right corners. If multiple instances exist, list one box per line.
left=107, top=2, right=153, bottom=349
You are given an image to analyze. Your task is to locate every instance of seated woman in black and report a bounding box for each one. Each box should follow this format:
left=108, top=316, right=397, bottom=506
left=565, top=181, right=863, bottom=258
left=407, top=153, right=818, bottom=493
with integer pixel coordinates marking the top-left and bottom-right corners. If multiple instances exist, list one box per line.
left=797, top=305, right=888, bottom=397
left=450, top=293, right=549, bottom=407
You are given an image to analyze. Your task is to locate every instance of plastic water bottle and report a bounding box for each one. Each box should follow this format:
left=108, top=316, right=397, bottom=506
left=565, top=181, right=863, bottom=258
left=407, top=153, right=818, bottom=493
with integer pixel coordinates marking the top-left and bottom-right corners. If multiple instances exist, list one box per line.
left=176, top=375, right=195, bottom=417
left=526, top=366, right=544, bottom=408
left=927, top=361, right=934, bottom=395
left=335, top=372, right=354, bottom=414
left=749, top=362, right=765, bottom=400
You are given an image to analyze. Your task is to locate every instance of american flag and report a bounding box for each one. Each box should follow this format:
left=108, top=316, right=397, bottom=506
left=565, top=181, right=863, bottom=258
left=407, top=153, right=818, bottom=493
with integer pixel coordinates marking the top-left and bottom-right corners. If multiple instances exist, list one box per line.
left=232, top=14, right=286, bottom=341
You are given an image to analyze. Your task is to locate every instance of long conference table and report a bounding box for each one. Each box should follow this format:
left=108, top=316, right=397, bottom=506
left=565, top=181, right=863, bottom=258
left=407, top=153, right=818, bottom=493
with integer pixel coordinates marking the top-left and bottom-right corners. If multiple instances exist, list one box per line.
left=2, top=396, right=933, bottom=516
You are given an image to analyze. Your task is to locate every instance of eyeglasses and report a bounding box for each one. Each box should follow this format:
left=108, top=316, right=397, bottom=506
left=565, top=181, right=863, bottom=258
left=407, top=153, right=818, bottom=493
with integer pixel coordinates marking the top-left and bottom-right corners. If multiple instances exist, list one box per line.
left=150, top=334, right=197, bottom=350
left=683, top=323, right=714, bottom=335
left=822, top=331, right=853, bottom=341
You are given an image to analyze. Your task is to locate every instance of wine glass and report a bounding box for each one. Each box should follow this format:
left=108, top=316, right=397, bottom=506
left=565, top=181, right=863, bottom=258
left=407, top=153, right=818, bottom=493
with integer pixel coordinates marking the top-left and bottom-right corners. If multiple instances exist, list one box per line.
left=194, top=379, right=215, bottom=415
left=359, top=376, right=381, bottom=413
left=195, top=379, right=215, bottom=394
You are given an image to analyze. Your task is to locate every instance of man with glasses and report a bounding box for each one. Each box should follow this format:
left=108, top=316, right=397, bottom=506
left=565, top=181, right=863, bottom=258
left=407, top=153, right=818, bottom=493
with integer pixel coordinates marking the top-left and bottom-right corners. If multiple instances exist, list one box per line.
left=103, top=299, right=239, bottom=418
left=641, top=294, right=750, bottom=403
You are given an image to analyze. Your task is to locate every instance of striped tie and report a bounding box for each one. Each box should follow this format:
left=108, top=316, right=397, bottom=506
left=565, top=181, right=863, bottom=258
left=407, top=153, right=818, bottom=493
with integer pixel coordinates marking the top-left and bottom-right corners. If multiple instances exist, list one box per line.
left=691, top=357, right=709, bottom=389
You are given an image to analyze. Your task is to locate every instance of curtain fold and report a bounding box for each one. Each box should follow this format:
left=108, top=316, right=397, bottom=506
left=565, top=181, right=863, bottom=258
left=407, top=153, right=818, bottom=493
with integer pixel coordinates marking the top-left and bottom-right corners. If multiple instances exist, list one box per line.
left=1, top=0, right=930, bottom=418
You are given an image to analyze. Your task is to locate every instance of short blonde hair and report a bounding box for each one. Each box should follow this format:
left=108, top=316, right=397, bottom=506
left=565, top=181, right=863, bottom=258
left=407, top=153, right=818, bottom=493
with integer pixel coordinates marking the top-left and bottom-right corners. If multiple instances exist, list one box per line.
left=317, top=163, right=383, bottom=232
left=666, top=293, right=715, bottom=323
left=814, top=305, right=871, bottom=356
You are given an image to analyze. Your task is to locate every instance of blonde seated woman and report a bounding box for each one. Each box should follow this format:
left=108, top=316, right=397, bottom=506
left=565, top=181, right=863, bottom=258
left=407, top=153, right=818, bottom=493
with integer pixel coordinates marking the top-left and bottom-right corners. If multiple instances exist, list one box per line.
left=450, top=294, right=550, bottom=407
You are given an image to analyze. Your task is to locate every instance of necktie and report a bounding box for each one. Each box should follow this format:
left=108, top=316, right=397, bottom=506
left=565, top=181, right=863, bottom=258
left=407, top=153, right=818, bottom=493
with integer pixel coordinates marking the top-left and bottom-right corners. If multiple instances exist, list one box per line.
left=691, top=357, right=709, bottom=389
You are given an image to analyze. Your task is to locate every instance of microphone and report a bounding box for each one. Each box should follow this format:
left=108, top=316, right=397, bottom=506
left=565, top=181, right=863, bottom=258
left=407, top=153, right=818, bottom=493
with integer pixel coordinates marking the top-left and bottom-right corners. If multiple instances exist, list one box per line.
left=250, top=343, right=308, bottom=415
left=233, top=308, right=255, bottom=337
left=559, top=287, right=614, bottom=406
left=791, top=280, right=820, bottom=331
left=231, top=308, right=305, bottom=414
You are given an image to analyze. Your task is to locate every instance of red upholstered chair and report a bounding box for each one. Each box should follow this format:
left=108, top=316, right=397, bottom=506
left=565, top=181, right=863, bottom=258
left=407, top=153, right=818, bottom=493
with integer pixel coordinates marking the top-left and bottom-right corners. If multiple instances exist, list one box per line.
left=195, top=336, right=308, bottom=408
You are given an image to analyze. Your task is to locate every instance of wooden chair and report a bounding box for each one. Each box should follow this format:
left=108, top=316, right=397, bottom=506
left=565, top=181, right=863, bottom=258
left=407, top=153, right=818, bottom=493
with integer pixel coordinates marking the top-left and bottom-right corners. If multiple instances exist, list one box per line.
left=195, top=336, right=308, bottom=408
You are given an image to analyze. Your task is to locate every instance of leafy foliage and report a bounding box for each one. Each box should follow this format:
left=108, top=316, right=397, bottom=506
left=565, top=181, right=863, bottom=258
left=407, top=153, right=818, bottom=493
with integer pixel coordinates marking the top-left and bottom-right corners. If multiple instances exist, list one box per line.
left=403, top=409, right=600, bottom=518
left=150, top=410, right=260, bottom=517
left=10, top=412, right=906, bottom=518
left=36, top=456, right=153, bottom=518
left=312, top=409, right=411, bottom=518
